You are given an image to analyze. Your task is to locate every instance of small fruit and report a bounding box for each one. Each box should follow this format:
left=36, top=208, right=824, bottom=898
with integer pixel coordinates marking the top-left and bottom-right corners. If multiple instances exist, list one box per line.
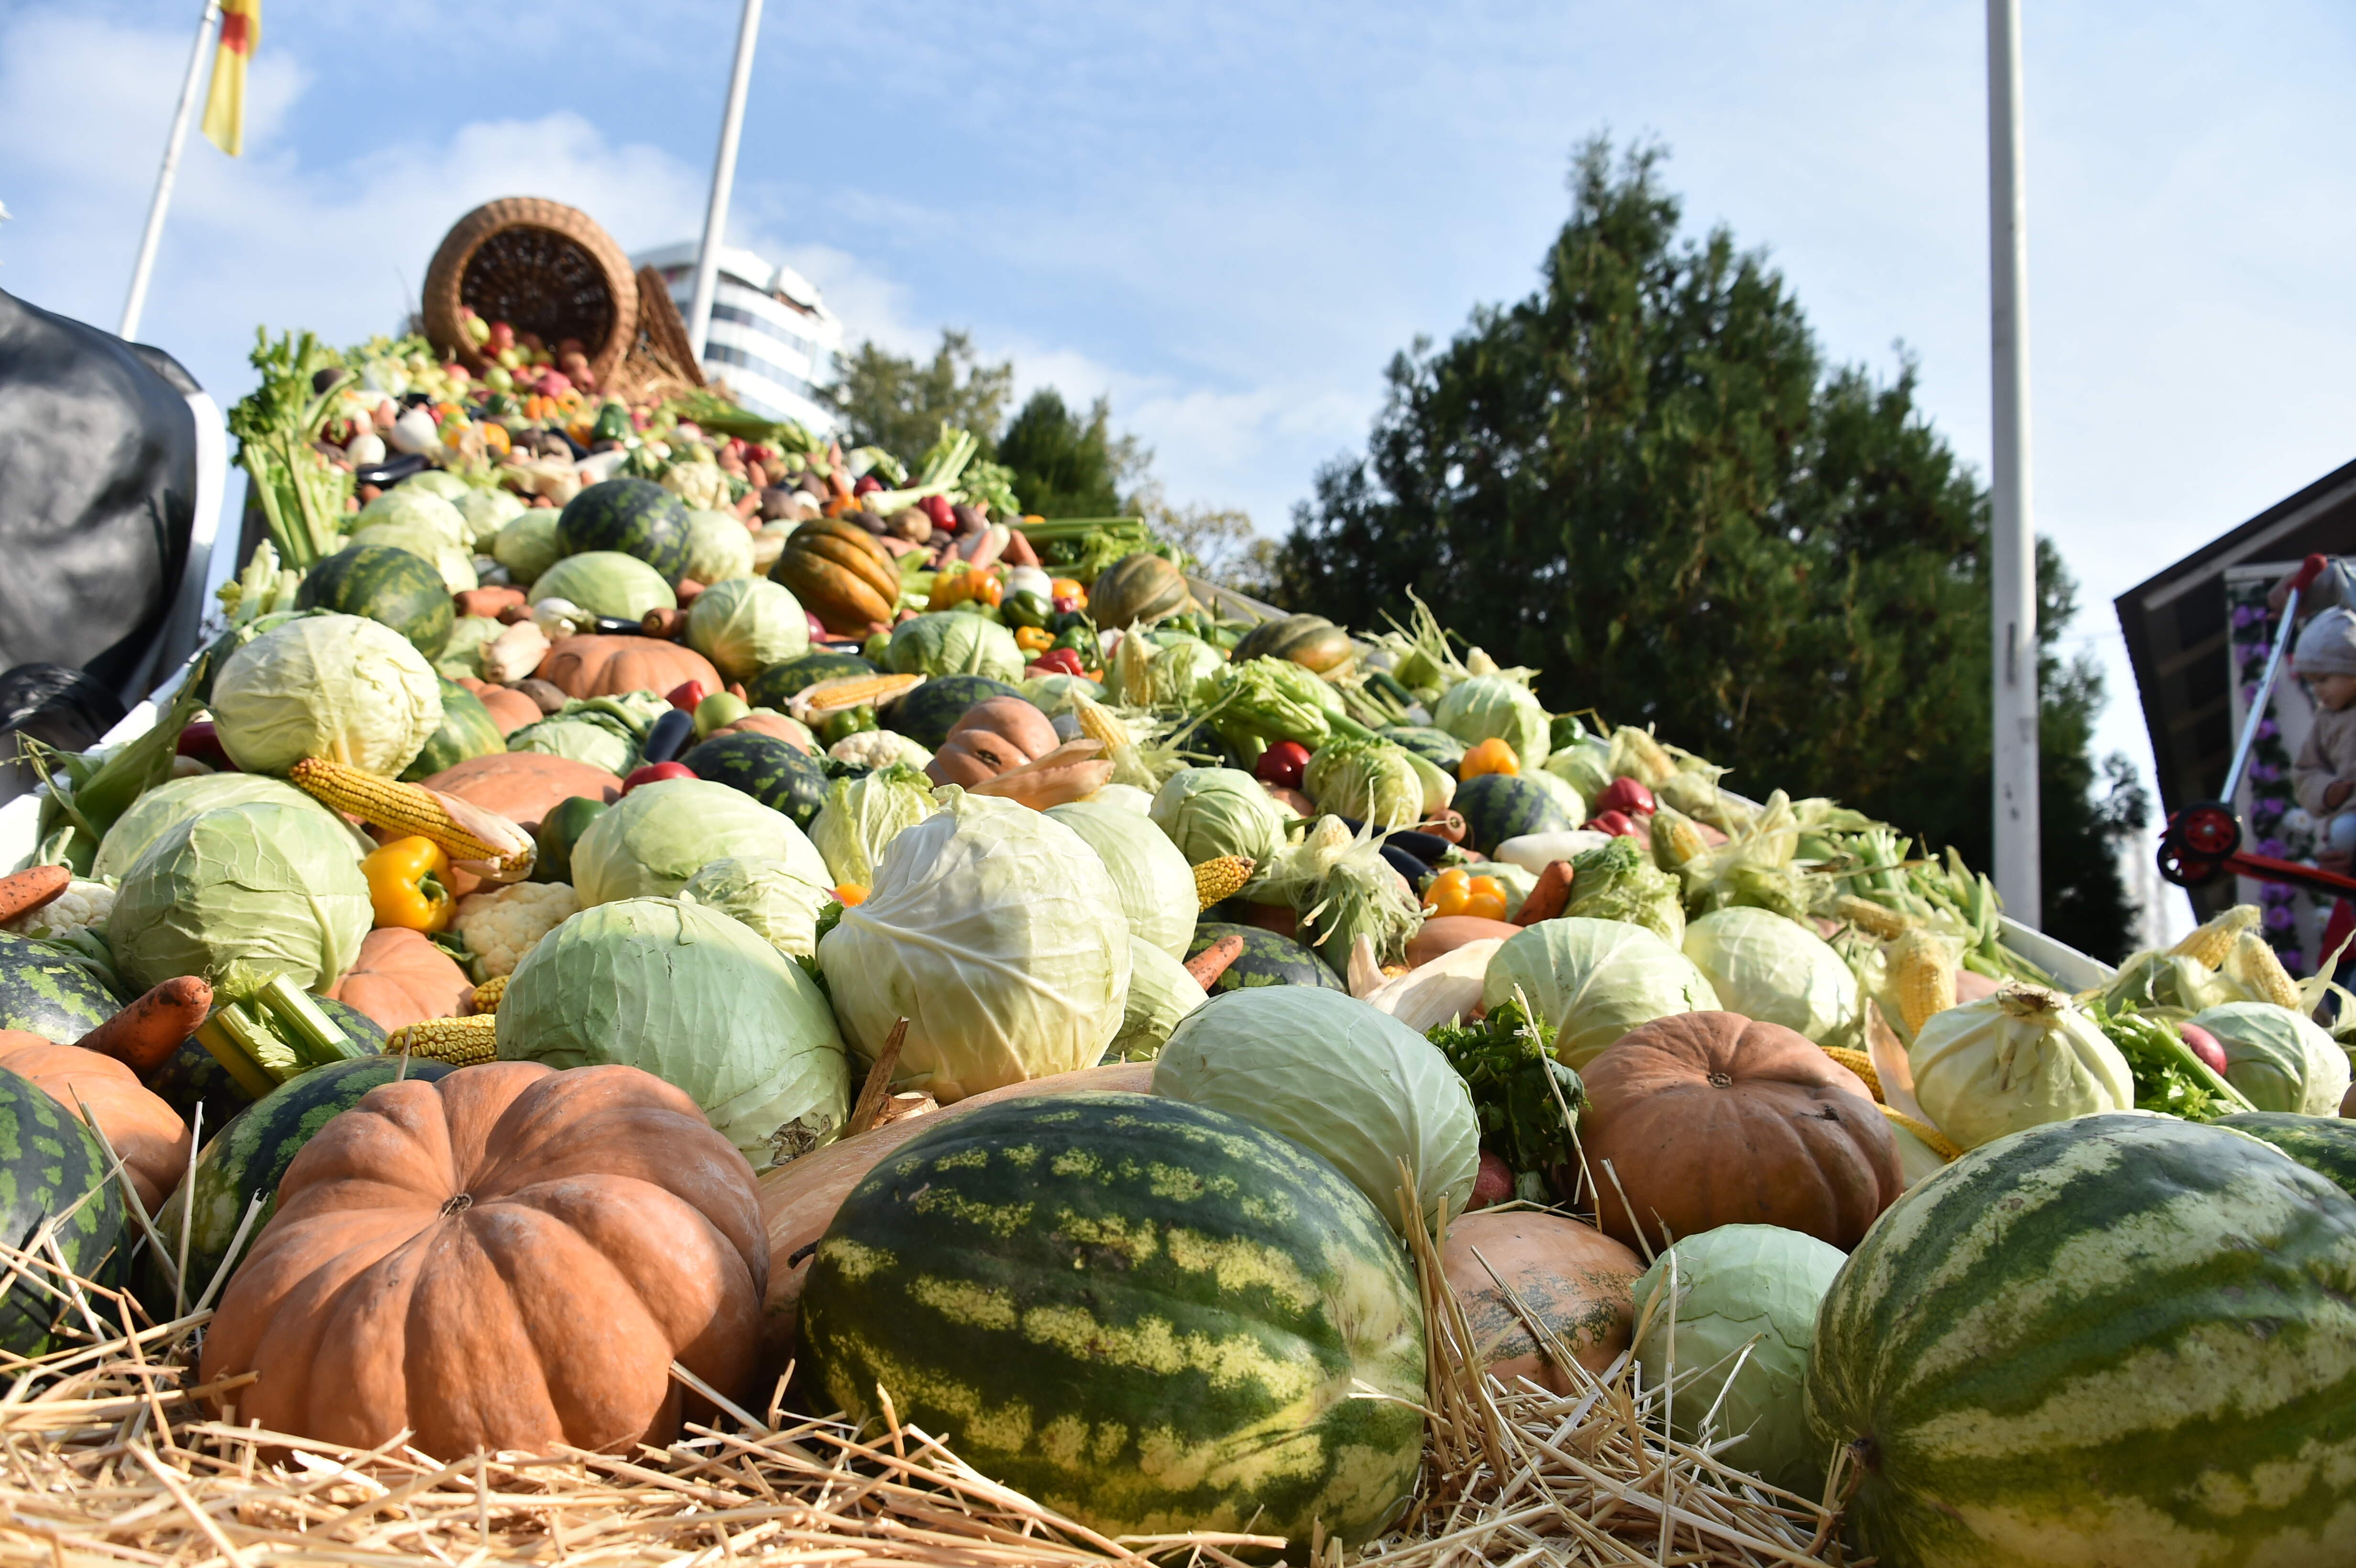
left=2179, top=1021, right=2229, bottom=1075
left=665, top=679, right=708, bottom=713
left=1593, top=777, right=1657, bottom=817
left=853, top=474, right=883, bottom=496
left=622, top=762, right=696, bottom=794
left=1256, top=740, right=1312, bottom=791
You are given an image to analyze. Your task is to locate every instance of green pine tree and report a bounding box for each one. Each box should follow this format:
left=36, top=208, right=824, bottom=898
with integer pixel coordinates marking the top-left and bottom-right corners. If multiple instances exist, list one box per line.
left=1275, top=139, right=2145, bottom=959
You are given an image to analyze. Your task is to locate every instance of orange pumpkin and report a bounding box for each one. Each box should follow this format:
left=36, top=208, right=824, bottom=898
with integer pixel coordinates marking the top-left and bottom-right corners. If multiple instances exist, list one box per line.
left=1576, top=1011, right=1901, bottom=1252
left=534, top=635, right=720, bottom=701
left=421, top=752, right=622, bottom=834
left=324, top=928, right=475, bottom=1034
left=756, top=1063, right=1150, bottom=1361
left=471, top=685, right=543, bottom=735
left=1442, top=1211, right=1643, bottom=1394
left=925, top=696, right=1059, bottom=788
left=201, top=1062, right=766, bottom=1459
left=0, top=1031, right=190, bottom=1214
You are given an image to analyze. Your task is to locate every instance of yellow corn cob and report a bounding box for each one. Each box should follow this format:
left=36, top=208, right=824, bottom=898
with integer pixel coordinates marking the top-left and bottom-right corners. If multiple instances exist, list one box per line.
left=291, top=758, right=508, bottom=865
left=1833, top=895, right=1913, bottom=940
left=788, top=673, right=925, bottom=718
left=386, top=1015, right=499, bottom=1067
left=1070, top=694, right=1134, bottom=753
left=1648, top=808, right=1706, bottom=870
left=1193, top=856, right=1254, bottom=909
left=1824, top=1046, right=1883, bottom=1102
left=2226, top=929, right=2302, bottom=1010
left=1889, top=928, right=1957, bottom=1038
left=471, top=974, right=509, bottom=1015
left=2168, top=903, right=2260, bottom=969
left=1879, top=1103, right=1962, bottom=1161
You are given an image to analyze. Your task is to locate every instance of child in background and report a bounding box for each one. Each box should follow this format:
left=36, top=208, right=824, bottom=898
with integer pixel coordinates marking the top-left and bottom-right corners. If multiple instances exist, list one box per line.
left=2292, top=607, right=2356, bottom=868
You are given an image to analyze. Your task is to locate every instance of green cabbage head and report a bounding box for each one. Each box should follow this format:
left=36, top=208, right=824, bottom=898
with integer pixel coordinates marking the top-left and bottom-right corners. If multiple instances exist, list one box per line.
left=94, top=772, right=369, bottom=881
left=1434, top=675, right=1550, bottom=768
left=1047, top=797, right=1200, bottom=958
left=677, top=856, right=836, bottom=960
left=682, top=508, right=757, bottom=584
left=818, top=790, right=1132, bottom=1102
left=211, top=613, right=442, bottom=776
left=497, top=897, right=848, bottom=1166
left=1148, top=767, right=1287, bottom=868
left=1635, top=1224, right=1845, bottom=1493
left=571, top=777, right=829, bottom=905
left=1155, top=986, right=1480, bottom=1232
left=687, top=577, right=809, bottom=683
left=2187, top=1001, right=2351, bottom=1115
left=1682, top=907, right=1859, bottom=1047
left=529, top=551, right=677, bottom=620
left=494, top=512, right=563, bottom=586
left=883, top=612, right=1025, bottom=682
left=107, top=800, right=371, bottom=994
left=1304, top=738, right=1423, bottom=831
left=808, top=765, right=938, bottom=887
left=454, top=486, right=526, bottom=550
left=1909, top=986, right=2134, bottom=1150
left=1108, top=937, right=1207, bottom=1061
left=1483, top=917, right=1721, bottom=1067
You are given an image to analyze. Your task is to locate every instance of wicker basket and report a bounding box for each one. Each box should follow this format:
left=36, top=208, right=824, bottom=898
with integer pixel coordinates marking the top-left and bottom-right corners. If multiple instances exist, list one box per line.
left=421, top=197, right=639, bottom=389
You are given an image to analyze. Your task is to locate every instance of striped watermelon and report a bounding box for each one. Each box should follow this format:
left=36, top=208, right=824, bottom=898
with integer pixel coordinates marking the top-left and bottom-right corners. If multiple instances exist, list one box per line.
left=2218, top=1111, right=2356, bottom=1200
left=746, top=651, right=875, bottom=711
left=148, top=1056, right=454, bottom=1311
left=1452, top=773, right=1573, bottom=853
left=799, top=1091, right=1425, bottom=1544
left=680, top=732, right=829, bottom=827
left=879, top=674, right=1023, bottom=750
left=1381, top=725, right=1467, bottom=771
left=294, top=543, right=455, bottom=657
left=149, top=999, right=388, bottom=1135
left=0, top=1064, right=124, bottom=1353
left=398, top=679, right=507, bottom=782
left=555, top=478, right=693, bottom=584
left=0, top=931, right=122, bottom=1045
left=1807, top=1113, right=2356, bottom=1567
left=1185, top=922, right=1348, bottom=994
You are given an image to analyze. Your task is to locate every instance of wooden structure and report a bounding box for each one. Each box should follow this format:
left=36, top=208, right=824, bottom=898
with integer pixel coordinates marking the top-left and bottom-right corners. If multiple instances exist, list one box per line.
left=421, top=198, right=639, bottom=390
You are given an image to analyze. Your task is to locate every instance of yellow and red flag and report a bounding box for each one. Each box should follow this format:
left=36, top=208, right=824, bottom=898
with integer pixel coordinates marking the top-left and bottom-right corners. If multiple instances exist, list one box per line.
left=200, top=0, right=259, bottom=156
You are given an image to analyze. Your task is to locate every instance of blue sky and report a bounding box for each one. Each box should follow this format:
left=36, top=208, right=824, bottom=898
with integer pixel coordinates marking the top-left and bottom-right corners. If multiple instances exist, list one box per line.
left=4, top=0, right=2354, bottom=880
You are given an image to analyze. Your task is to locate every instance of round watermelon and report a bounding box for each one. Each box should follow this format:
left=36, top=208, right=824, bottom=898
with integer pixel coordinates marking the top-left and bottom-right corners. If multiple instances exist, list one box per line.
left=294, top=543, right=455, bottom=657
left=2218, top=1111, right=2356, bottom=1201
left=0, top=931, right=122, bottom=1045
left=0, top=1064, right=125, bottom=1354
left=150, top=999, right=389, bottom=1137
left=800, top=1091, right=1425, bottom=1543
left=1453, top=772, right=1574, bottom=853
left=679, top=732, right=829, bottom=826
left=555, top=478, right=693, bottom=584
left=1381, top=725, right=1466, bottom=771
left=398, top=679, right=507, bottom=782
left=1808, top=1113, right=2356, bottom=1566
left=878, top=674, right=1023, bottom=750
left=745, top=651, right=875, bottom=712
left=147, top=1055, right=455, bottom=1313
left=1184, top=922, right=1347, bottom=995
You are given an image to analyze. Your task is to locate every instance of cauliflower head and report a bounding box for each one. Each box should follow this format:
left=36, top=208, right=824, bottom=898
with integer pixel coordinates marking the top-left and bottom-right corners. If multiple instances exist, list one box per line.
left=455, top=881, right=578, bottom=977
left=4, top=878, right=115, bottom=941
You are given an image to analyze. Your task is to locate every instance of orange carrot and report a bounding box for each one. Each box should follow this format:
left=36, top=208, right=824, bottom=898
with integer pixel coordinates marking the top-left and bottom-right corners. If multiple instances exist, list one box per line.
left=1183, top=934, right=1246, bottom=990
left=0, top=865, right=70, bottom=926
left=77, top=976, right=213, bottom=1078
left=1511, top=860, right=1576, bottom=926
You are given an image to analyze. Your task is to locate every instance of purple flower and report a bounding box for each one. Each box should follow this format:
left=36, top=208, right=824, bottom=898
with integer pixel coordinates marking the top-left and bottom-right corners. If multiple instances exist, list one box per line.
left=2258, top=840, right=2289, bottom=860
left=2265, top=905, right=2297, bottom=931
left=2234, top=604, right=2261, bottom=627
left=2258, top=719, right=2280, bottom=740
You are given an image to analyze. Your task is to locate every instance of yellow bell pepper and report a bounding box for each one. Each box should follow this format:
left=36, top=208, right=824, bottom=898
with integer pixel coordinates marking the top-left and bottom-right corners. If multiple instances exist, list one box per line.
left=928, top=566, right=1003, bottom=612
left=1014, top=625, right=1056, bottom=654
left=361, top=835, right=455, bottom=933
left=480, top=422, right=512, bottom=456
left=1050, top=577, right=1088, bottom=608
left=1423, top=867, right=1510, bottom=921
left=1458, top=738, right=1519, bottom=779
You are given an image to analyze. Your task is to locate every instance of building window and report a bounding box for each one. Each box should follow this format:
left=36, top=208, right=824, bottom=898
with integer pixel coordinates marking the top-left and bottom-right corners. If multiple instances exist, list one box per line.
left=706, top=300, right=828, bottom=357
left=703, top=342, right=819, bottom=403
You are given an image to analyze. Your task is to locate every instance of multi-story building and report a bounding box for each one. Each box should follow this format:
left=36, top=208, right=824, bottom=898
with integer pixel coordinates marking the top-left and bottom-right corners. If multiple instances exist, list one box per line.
left=628, top=242, right=843, bottom=433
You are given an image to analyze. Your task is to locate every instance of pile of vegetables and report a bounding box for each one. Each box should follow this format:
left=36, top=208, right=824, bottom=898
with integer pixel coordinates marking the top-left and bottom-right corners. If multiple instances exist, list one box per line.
left=3, top=323, right=2353, bottom=1566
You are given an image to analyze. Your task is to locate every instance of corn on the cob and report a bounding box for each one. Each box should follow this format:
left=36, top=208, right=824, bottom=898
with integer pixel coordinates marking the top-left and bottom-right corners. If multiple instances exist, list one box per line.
left=291, top=758, right=512, bottom=866
left=1833, top=894, right=1913, bottom=940
left=2225, top=929, right=2302, bottom=1010
left=788, top=673, right=924, bottom=719
left=1070, top=693, right=1134, bottom=753
left=1880, top=1103, right=1962, bottom=1161
left=1648, top=806, right=1706, bottom=870
left=1824, top=1046, right=1883, bottom=1101
left=386, top=1015, right=499, bottom=1067
left=1889, top=928, right=1957, bottom=1038
left=2168, top=903, right=2260, bottom=969
left=471, top=974, right=509, bottom=1015
left=1193, top=856, right=1254, bottom=909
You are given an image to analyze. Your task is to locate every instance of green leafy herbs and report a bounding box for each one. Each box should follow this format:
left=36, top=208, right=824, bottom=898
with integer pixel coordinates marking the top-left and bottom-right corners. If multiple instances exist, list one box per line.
left=1428, top=997, right=1585, bottom=1178
left=2089, top=1001, right=2253, bottom=1122
left=226, top=329, right=355, bottom=569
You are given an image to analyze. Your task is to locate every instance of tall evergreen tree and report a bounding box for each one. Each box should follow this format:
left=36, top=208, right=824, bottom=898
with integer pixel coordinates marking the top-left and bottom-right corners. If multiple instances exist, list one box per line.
left=994, top=390, right=1146, bottom=519
left=1276, top=140, right=2145, bottom=959
left=821, top=330, right=1014, bottom=460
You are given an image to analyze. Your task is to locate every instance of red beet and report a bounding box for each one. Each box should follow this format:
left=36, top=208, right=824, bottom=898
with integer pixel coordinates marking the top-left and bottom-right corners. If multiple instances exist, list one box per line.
left=1470, top=1151, right=1514, bottom=1210
left=2178, top=1021, right=2230, bottom=1077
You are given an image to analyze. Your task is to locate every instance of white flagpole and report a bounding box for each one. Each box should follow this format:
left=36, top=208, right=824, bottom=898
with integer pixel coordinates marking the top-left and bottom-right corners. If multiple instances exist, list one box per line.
left=120, top=0, right=222, bottom=342
left=1987, top=0, right=2041, bottom=926
left=685, top=0, right=764, bottom=364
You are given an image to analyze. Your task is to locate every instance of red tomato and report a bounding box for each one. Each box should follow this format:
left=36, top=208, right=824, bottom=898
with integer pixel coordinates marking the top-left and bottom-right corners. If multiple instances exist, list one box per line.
left=1594, top=776, right=1657, bottom=817
left=1255, top=740, right=1312, bottom=791
left=1585, top=810, right=1641, bottom=838
left=622, top=762, right=696, bottom=794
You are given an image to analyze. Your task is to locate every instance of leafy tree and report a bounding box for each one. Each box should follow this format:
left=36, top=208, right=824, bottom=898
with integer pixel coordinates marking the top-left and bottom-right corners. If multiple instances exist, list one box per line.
left=1275, top=139, right=2143, bottom=959
left=994, top=390, right=1147, bottom=519
left=820, top=330, right=1014, bottom=459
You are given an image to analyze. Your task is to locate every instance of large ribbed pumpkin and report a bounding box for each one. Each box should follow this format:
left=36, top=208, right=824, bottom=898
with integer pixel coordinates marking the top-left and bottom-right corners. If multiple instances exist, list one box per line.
left=1089, top=552, right=1190, bottom=628
left=1808, top=1113, right=2356, bottom=1567
left=0, top=1032, right=189, bottom=1215
left=201, top=1062, right=767, bottom=1459
left=799, top=1091, right=1425, bottom=1544
left=323, top=929, right=474, bottom=1034
left=1576, top=1011, right=1899, bottom=1252
left=770, top=519, right=898, bottom=634
left=534, top=635, right=719, bottom=701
